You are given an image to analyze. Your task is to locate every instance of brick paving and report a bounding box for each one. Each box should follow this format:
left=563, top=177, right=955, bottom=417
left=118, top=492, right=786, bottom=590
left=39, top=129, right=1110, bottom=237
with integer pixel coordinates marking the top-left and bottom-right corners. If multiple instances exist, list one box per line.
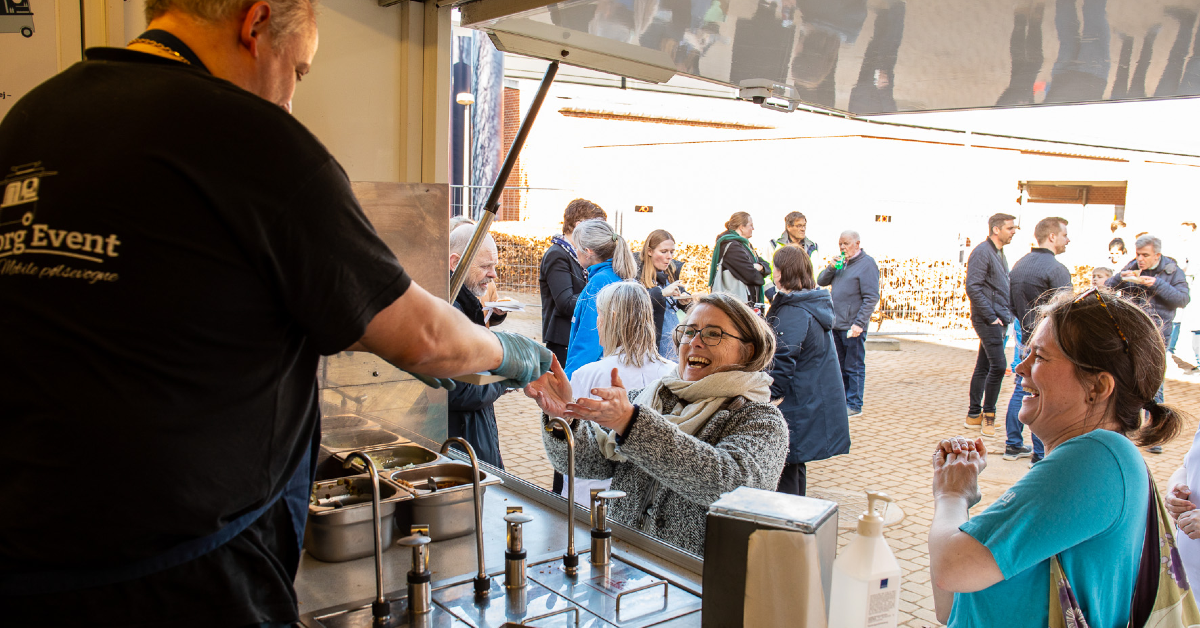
left=491, top=292, right=1200, bottom=627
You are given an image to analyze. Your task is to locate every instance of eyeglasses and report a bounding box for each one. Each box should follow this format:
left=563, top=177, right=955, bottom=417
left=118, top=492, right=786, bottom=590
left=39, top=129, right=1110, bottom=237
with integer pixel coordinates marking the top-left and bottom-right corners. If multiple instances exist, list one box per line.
left=1073, top=288, right=1130, bottom=354
left=674, top=324, right=746, bottom=347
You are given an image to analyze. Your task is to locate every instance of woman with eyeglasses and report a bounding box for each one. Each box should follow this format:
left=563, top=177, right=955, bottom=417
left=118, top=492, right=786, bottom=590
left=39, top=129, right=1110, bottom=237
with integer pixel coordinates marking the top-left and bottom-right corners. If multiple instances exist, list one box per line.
left=525, top=292, right=787, bottom=555
left=767, top=245, right=850, bottom=496
left=929, top=288, right=1190, bottom=627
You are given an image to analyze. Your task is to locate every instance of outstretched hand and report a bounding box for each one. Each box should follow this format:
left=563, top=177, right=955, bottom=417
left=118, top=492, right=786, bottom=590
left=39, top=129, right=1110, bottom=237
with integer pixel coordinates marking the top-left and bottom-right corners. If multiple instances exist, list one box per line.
left=932, top=436, right=987, bottom=508
left=1167, top=484, right=1196, bottom=523
left=565, top=368, right=635, bottom=435
left=523, top=355, right=573, bottom=418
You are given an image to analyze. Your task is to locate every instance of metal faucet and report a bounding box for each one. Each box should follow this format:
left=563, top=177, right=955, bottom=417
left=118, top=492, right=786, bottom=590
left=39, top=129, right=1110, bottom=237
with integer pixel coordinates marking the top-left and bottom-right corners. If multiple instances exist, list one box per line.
left=439, top=437, right=491, bottom=595
left=590, top=489, right=626, bottom=567
left=547, top=417, right=578, bottom=575
left=342, top=452, right=390, bottom=626
left=398, top=527, right=432, bottom=616
left=504, top=507, right=534, bottom=589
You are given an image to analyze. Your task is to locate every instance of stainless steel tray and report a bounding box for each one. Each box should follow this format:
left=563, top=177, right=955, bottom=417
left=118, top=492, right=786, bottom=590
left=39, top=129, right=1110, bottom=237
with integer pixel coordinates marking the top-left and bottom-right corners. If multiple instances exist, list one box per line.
left=322, top=414, right=379, bottom=432
left=338, top=443, right=445, bottom=474
left=305, top=475, right=412, bottom=562
left=389, top=462, right=503, bottom=541
left=321, top=429, right=405, bottom=453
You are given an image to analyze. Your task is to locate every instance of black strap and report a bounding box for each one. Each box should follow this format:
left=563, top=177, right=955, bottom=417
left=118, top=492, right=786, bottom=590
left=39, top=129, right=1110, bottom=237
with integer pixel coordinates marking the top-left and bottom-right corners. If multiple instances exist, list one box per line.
left=1127, top=469, right=1160, bottom=628
left=135, top=29, right=211, bottom=74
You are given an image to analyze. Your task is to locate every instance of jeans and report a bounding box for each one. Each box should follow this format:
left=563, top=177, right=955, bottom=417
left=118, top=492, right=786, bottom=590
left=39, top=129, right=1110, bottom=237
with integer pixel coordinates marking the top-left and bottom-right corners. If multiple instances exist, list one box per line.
left=970, top=323, right=1008, bottom=414
left=834, top=330, right=867, bottom=411
left=1004, top=331, right=1045, bottom=455
left=777, top=462, right=807, bottom=496
left=1169, top=322, right=1182, bottom=353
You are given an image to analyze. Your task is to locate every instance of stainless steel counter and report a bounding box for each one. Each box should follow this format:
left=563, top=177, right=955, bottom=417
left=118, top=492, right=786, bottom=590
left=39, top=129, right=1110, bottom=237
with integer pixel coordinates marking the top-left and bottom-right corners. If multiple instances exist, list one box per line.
left=297, top=462, right=704, bottom=627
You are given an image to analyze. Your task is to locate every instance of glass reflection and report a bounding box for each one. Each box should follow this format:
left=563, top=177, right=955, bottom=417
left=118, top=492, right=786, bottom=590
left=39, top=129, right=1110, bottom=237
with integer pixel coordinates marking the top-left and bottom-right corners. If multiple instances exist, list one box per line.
left=470, top=0, right=1200, bottom=114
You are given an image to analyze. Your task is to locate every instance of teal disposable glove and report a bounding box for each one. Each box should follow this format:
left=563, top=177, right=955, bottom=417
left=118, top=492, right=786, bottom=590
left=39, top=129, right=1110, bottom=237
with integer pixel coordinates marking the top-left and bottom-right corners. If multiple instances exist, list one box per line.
left=407, top=371, right=457, bottom=391
left=493, top=331, right=553, bottom=388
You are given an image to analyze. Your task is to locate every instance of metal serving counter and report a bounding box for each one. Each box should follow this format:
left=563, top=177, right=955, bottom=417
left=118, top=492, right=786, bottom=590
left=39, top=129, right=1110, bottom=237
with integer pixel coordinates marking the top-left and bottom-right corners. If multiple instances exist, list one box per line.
left=296, top=461, right=705, bottom=627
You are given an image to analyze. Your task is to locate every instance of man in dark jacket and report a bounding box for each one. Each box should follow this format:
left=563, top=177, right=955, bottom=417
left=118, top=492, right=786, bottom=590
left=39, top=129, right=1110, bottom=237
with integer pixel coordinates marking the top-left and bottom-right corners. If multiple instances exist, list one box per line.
left=539, top=198, right=606, bottom=366
left=1003, top=217, right=1072, bottom=464
left=1106, top=234, right=1191, bottom=454
left=965, top=213, right=1018, bottom=436
left=817, top=230, right=880, bottom=417
left=769, top=246, right=851, bottom=496
left=448, top=226, right=508, bottom=468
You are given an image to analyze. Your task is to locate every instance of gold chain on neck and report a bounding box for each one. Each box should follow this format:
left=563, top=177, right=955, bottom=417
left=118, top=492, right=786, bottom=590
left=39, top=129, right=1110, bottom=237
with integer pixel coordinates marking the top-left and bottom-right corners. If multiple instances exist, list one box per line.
left=127, top=38, right=191, bottom=65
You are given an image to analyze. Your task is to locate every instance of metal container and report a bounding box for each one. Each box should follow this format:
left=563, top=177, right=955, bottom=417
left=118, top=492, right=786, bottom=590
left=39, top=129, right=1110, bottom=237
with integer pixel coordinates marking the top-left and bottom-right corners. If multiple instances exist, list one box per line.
left=337, top=444, right=443, bottom=474
left=388, top=462, right=502, bottom=541
left=320, top=414, right=377, bottom=432
left=701, top=486, right=838, bottom=627
left=320, top=429, right=401, bottom=453
left=304, top=476, right=409, bottom=562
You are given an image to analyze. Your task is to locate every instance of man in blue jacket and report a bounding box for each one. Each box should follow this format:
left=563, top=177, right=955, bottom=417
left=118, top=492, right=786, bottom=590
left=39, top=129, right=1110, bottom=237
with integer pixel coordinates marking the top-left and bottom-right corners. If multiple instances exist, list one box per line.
left=965, top=213, right=1017, bottom=437
left=1106, top=234, right=1191, bottom=453
left=817, top=230, right=880, bottom=417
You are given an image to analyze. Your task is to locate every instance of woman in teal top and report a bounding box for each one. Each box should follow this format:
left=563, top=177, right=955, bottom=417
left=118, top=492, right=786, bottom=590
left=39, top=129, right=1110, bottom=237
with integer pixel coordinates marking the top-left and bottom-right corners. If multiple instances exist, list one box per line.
left=563, top=219, right=637, bottom=378
left=929, top=288, right=1188, bottom=627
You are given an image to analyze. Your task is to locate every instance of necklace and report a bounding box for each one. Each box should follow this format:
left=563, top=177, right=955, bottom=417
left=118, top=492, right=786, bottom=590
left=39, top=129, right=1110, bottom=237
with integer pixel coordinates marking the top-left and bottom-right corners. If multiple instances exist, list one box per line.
left=128, top=38, right=191, bottom=65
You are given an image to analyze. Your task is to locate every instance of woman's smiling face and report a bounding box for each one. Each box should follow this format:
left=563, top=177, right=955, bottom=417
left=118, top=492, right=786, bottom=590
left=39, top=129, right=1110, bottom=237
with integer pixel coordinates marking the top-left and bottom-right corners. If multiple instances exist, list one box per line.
left=1014, top=318, right=1095, bottom=443
left=677, top=304, right=747, bottom=381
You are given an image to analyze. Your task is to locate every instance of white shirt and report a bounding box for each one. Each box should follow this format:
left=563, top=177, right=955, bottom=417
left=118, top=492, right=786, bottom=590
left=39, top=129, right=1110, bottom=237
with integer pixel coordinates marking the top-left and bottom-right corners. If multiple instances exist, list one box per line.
left=1179, top=426, right=1200, bottom=585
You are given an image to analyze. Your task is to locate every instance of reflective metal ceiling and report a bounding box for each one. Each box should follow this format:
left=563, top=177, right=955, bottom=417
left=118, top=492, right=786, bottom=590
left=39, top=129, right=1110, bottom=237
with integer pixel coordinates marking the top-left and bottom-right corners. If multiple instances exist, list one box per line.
left=463, top=0, right=1200, bottom=114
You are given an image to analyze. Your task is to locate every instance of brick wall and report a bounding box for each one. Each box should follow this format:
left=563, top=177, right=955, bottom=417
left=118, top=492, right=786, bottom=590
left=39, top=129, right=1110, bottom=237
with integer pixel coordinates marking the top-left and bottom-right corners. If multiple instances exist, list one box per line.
left=499, top=86, right=522, bottom=221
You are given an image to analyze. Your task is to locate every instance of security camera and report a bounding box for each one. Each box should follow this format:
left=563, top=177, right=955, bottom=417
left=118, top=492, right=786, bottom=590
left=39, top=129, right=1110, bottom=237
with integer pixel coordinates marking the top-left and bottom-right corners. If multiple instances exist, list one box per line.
left=737, top=79, right=799, bottom=113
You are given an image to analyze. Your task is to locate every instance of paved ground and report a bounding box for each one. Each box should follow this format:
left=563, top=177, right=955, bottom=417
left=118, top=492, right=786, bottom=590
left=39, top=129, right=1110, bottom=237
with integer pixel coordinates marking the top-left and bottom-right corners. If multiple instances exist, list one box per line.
left=491, top=292, right=1200, bottom=627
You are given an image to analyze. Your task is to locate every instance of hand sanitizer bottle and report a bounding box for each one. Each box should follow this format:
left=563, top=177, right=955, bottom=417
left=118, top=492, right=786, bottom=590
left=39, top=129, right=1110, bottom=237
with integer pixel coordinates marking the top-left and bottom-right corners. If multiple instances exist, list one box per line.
left=828, top=491, right=901, bottom=628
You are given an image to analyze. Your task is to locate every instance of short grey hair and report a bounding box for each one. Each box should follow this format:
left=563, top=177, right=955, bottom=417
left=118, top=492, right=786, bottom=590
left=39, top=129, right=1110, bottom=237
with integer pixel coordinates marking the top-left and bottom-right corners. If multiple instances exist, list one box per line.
left=449, top=224, right=494, bottom=258
left=840, top=229, right=861, bottom=242
left=1135, top=234, right=1162, bottom=254
left=145, top=0, right=317, bottom=43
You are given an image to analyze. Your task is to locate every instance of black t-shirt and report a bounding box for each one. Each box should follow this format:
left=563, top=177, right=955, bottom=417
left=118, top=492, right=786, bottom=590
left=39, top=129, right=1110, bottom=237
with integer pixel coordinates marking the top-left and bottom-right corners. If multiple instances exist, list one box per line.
left=0, top=48, right=409, bottom=624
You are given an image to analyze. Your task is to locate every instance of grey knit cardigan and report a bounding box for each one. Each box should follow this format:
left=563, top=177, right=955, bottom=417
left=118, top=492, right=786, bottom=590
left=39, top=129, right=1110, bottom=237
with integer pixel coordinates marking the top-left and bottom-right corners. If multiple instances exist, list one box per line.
left=541, top=385, right=788, bottom=556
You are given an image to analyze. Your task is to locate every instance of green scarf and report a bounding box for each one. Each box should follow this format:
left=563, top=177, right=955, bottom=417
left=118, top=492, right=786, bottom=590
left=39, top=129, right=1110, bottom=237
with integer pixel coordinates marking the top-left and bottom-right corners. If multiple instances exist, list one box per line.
left=708, top=231, right=765, bottom=303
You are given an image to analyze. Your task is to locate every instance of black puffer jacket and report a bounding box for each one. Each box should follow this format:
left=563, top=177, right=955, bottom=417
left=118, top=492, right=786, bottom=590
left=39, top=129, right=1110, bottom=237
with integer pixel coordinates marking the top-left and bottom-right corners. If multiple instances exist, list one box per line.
left=1106, top=256, right=1191, bottom=337
left=448, top=287, right=506, bottom=469
left=966, top=239, right=1014, bottom=326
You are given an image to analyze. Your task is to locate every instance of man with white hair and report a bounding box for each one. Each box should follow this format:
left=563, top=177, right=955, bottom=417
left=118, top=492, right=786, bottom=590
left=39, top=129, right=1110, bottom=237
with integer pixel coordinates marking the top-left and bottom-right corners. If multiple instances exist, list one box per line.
left=817, top=229, right=880, bottom=417
left=0, top=0, right=551, bottom=623
left=447, top=225, right=509, bottom=469
left=1107, top=234, right=1191, bottom=453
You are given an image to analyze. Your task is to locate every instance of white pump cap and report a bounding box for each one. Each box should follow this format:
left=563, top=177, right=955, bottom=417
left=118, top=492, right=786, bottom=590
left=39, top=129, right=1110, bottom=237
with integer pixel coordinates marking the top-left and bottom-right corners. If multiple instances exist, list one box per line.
left=856, top=491, right=894, bottom=537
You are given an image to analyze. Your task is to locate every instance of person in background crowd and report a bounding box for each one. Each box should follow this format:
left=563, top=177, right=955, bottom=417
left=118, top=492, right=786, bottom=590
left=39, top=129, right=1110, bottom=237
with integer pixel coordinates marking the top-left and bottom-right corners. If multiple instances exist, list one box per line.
left=638, top=229, right=689, bottom=360
left=1109, top=237, right=1127, bottom=267
left=527, top=293, right=787, bottom=556
left=930, top=289, right=1185, bottom=628
left=1091, top=267, right=1113, bottom=288
left=768, top=245, right=850, bottom=496
left=564, top=219, right=637, bottom=378
left=817, top=229, right=880, bottom=418
left=539, top=199, right=607, bottom=367
left=1002, top=217, right=1071, bottom=465
left=560, top=281, right=676, bottom=505
left=709, top=211, right=770, bottom=305
left=1168, top=221, right=1197, bottom=359
left=446, top=226, right=508, bottom=468
left=451, top=216, right=503, bottom=314
left=964, top=213, right=1017, bottom=437
left=1106, top=234, right=1192, bottom=453
left=771, top=211, right=820, bottom=260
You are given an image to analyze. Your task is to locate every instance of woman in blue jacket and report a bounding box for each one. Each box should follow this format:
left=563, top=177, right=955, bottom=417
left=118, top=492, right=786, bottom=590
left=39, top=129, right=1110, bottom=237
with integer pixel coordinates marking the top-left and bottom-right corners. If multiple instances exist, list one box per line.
left=564, top=219, right=638, bottom=378
left=767, top=245, right=851, bottom=495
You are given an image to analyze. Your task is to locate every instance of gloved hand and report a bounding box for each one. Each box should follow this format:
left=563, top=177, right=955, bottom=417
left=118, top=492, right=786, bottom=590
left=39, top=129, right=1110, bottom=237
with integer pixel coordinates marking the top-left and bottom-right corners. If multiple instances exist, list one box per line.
left=407, top=371, right=457, bottom=391
left=493, top=331, right=553, bottom=388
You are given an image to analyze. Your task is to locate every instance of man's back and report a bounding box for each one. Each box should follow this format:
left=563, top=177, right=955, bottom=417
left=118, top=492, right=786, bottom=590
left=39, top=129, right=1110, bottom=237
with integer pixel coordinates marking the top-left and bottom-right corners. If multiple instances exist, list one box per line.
left=0, top=51, right=407, bottom=572
left=1009, top=249, right=1073, bottom=337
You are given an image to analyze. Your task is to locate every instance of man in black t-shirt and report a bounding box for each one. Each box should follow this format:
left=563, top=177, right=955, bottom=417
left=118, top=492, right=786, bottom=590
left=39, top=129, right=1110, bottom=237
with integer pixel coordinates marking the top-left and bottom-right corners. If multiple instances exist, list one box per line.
left=0, top=0, right=549, bottom=625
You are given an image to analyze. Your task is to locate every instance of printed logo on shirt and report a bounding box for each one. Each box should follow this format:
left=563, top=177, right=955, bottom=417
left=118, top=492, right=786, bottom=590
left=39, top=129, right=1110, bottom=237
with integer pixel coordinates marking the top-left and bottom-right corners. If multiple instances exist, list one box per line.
left=0, top=162, right=121, bottom=284
left=997, top=490, right=1016, bottom=506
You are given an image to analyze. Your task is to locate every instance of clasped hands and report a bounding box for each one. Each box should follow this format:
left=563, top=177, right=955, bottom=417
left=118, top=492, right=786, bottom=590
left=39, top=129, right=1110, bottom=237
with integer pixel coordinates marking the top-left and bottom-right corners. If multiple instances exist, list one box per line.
left=523, top=356, right=636, bottom=435
left=1168, top=484, right=1200, bottom=539
left=932, top=436, right=988, bottom=508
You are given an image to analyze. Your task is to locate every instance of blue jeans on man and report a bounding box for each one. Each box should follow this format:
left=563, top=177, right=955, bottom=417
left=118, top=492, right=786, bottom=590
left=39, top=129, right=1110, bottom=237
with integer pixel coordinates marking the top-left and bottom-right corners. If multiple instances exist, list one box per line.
left=834, top=329, right=867, bottom=413
left=1005, top=329, right=1044, bottom=457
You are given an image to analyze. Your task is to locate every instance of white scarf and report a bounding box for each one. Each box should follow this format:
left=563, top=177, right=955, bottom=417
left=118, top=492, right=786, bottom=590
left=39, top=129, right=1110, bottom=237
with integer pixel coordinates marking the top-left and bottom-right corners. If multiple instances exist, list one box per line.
left=595, top=369, right=773, bottom=462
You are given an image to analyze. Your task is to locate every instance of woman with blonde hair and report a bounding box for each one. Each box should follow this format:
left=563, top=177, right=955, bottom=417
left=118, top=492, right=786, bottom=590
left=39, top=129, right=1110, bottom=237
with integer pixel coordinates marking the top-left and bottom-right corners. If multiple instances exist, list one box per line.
left=559, top=281, right=676, bottom=504
left=639, top=229, right=689, bottom=359
left=564, top=219, right=638, bottom=377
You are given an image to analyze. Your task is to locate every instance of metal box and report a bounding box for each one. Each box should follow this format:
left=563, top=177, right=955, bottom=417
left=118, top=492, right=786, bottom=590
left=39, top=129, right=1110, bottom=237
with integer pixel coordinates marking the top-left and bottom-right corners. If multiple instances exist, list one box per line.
left=701, top=487, right=838, bottom=627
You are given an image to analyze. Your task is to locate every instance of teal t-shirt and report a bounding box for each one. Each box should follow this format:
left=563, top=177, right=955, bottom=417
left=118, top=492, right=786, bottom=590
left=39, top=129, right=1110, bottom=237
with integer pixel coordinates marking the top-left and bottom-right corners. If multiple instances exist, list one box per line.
left=948, top=430, right=1148, bottom=628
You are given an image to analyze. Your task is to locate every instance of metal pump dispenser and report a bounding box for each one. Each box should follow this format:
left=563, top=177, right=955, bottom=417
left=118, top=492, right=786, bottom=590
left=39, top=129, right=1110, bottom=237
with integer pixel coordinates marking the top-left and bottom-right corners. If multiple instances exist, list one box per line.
left=398, top=526, right=432, bottom=616
left=504, top=507, right=533, bottom=589
left=341, top=452, right=390, bottom=626
left=589, top=489, right=626, bottom=566
left=439, top=437, right=490, bottom=595
left=547, top=417, right=579, bottom=575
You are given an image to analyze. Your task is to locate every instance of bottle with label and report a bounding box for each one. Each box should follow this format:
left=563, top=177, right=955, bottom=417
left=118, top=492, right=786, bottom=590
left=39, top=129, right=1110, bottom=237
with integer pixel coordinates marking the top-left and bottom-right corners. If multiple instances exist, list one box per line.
left=834, top=252, right=847, bottom=270
left=828, top=491, right=901, bottom=628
